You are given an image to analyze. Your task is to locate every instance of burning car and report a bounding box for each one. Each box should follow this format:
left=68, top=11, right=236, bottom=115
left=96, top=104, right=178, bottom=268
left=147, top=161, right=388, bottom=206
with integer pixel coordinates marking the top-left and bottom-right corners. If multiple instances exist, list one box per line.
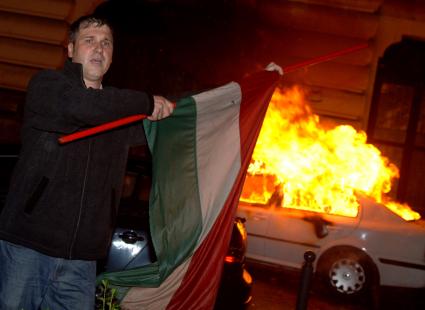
left=237, top=182, right=425, bottom=298
left=235, top=87, right=425, bottom=299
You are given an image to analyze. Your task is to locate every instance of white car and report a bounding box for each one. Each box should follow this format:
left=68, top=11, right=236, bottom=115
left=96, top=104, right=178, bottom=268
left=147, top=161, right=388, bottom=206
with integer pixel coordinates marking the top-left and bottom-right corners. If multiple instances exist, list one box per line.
left=237, top=192, right=425, bottom=298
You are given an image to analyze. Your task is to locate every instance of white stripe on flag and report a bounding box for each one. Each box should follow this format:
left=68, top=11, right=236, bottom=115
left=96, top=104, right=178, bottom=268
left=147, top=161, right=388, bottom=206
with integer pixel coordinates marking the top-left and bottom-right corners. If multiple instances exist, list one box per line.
left=121, top=259, right=190, bottom=309
left=193, top=81, right=242, bottom=242
left=122, top=82, right=243, bottom=310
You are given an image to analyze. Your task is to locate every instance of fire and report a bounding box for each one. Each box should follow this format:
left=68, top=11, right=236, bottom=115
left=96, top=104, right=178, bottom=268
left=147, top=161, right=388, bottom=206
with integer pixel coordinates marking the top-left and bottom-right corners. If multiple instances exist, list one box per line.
left=241, top=87, right=421, bottom=221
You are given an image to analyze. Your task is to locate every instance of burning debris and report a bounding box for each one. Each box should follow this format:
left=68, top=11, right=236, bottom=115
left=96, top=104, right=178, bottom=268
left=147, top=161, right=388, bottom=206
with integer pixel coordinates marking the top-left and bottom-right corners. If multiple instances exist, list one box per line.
left=241, top=87, right=420, bottom=221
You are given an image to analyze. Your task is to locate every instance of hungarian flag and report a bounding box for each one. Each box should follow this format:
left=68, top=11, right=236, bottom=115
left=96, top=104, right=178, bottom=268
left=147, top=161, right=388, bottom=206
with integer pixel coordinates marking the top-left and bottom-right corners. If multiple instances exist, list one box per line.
left=98, top=69, right=279, bottom=309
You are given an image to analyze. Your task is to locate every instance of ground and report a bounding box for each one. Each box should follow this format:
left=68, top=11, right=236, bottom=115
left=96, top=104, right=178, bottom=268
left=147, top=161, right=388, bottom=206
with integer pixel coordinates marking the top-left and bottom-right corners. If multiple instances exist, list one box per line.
left=245, top=260, right=425, bottom=310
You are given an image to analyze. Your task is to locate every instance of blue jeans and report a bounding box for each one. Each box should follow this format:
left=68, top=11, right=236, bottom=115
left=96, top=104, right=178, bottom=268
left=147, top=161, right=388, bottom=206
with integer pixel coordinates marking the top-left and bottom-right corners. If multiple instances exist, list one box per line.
left=0, top=240, right=96, bottom=310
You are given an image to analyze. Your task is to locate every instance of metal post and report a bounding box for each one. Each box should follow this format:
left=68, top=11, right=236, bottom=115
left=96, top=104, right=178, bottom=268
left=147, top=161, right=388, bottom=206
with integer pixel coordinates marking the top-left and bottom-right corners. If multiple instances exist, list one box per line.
left=296, top=251, right=316, bottom=310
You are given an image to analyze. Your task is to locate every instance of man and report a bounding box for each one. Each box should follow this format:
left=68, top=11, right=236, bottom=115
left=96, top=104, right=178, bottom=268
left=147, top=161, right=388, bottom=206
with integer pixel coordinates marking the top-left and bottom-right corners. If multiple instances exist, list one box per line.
left=0, top=14, right=174, bottom=310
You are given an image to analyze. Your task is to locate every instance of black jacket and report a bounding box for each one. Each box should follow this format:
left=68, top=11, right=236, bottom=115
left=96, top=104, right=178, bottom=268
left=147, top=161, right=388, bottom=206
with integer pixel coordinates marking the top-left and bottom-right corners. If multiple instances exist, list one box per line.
left=0, top=60, right=154, bottom=260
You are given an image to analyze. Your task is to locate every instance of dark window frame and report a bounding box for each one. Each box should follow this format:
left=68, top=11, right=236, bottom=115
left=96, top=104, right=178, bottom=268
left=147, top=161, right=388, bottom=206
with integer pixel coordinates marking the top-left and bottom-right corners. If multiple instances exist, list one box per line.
left=367, top=37, right=425, bottom=215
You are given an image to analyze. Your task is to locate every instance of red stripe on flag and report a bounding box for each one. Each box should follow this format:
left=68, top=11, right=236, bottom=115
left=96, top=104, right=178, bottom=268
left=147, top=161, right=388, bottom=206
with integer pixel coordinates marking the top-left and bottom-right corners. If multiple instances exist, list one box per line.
left=166, top=71, right=279, bottom=309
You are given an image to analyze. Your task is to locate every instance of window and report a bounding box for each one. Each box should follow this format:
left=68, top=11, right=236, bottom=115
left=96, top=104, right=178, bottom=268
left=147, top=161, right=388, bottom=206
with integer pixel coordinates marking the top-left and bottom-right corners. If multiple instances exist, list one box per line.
left=367, top=38, right=425, bottom=216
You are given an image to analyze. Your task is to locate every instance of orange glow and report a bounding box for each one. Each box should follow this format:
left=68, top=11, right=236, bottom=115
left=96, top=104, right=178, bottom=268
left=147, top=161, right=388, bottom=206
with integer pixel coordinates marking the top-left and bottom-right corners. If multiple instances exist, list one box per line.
left=224, top=255, right=237, bottom=263
left=240, top=87, right=420, bottom=221
left=385, top=201, right=420, bottom=221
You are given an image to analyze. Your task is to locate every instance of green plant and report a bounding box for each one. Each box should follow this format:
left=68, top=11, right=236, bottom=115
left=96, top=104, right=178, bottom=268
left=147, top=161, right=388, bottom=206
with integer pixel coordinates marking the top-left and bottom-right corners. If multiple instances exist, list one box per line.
left=95, top=279, right=121, bottom=310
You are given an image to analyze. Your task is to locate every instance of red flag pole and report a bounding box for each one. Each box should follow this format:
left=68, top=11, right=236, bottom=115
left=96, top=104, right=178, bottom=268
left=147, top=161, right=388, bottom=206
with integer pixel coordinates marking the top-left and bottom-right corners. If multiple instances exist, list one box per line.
left=58, top=114, right=147, bottom=144
left=58, top=43, right=368, bottom=144
left=282, top=43, right=368, bottom=73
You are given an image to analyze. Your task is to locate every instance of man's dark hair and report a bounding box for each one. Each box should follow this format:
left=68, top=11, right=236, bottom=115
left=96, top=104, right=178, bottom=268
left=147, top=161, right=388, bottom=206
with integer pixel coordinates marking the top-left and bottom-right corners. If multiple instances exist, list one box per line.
left=68, top=14, right=113, bottom=43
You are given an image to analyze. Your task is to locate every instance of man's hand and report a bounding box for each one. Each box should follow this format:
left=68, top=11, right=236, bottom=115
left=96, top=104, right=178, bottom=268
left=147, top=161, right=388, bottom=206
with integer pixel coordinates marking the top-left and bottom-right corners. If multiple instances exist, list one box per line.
left=265, top=62, right=284, bottom=75
left=147, top=96, right=175, bottom=121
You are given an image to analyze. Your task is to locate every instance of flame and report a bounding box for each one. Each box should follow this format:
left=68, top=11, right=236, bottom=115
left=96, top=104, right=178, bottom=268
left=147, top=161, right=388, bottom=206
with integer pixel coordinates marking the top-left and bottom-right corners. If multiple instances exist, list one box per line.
left=240, top=87, right=421, bottom=221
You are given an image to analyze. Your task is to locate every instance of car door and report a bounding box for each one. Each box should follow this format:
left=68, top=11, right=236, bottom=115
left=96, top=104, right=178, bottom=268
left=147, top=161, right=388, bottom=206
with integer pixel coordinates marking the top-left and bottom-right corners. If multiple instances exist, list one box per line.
left=264, top=206, right=361, bottom=269
left=236, top=202, right=272, bottom=261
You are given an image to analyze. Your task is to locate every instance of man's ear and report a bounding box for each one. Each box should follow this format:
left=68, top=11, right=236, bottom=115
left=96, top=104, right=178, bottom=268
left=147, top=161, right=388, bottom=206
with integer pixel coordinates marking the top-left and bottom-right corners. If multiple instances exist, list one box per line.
left=67, top=42, right=74, bottom=58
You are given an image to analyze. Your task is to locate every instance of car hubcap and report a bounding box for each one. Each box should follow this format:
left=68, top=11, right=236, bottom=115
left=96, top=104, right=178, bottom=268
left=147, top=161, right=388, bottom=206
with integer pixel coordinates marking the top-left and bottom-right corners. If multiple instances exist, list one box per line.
left=329, top=258, right=366, bottom=294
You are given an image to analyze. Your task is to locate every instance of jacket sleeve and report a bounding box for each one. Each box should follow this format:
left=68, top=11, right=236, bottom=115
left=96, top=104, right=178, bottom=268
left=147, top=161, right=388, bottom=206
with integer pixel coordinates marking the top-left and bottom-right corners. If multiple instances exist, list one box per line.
left=24, top=69, right=155, bottom=134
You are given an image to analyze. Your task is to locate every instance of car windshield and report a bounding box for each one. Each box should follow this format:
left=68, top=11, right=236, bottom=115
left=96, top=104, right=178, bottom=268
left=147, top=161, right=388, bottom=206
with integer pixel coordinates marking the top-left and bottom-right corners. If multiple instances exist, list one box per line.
left=239, top=173, right=421, bottom=221
left=239, top=174, right=359, bottom=217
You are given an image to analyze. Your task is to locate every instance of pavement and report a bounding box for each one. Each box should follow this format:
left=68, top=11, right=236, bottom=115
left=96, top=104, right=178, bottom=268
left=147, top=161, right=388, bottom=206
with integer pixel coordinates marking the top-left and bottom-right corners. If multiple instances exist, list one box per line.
left=244, top=261, right=424, bottom=310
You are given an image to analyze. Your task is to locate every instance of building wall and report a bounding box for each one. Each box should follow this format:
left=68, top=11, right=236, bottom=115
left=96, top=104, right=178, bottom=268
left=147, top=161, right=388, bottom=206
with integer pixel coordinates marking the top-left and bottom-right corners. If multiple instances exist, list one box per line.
left=247, top=0, right=425, bottom=131
left=0, top=0, right=103, bottom=143
left=1, top=0, right=425, bottom=142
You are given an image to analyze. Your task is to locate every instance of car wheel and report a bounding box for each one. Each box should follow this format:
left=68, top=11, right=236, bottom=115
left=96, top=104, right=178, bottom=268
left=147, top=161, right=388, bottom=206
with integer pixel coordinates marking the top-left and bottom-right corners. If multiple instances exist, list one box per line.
left=316, top=246, right=378, bottom=299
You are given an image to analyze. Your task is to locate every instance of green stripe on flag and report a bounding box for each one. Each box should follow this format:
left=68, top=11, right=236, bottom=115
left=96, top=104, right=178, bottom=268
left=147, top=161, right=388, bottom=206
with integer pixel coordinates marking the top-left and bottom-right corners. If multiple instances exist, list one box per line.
left=144, top=96, right=203, bottom=281
left=97, top=95, right=203, bottom=289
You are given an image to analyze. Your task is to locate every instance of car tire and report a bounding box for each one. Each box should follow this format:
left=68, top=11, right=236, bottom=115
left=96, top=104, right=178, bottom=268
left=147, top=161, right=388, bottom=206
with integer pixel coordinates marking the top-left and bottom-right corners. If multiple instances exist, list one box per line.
left=316, top=246, right=379, bottom=300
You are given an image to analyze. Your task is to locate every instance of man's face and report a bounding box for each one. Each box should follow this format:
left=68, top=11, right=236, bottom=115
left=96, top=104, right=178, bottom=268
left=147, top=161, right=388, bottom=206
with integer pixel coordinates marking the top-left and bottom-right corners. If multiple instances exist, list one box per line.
left=67, top=23, right=113, bottom=88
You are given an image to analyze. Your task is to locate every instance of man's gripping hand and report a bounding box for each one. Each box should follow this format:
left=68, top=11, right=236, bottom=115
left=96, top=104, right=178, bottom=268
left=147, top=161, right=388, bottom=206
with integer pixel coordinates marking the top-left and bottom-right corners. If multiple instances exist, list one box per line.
left=147, top=96, right=175, bottom=121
